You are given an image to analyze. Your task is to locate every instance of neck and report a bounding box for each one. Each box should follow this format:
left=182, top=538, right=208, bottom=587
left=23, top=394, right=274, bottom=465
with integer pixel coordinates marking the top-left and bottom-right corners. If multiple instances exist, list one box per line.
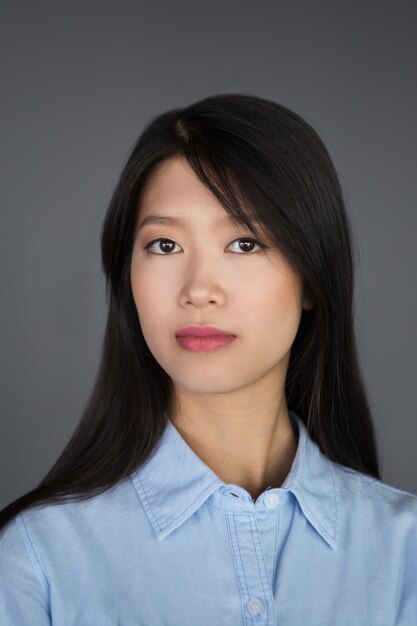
left=170, top=394, right=299, bottom=500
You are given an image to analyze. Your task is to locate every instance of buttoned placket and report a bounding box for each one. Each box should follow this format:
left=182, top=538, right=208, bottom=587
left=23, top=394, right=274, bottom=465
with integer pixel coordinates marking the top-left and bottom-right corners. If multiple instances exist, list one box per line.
left=221, top=485, right=288, bottom=625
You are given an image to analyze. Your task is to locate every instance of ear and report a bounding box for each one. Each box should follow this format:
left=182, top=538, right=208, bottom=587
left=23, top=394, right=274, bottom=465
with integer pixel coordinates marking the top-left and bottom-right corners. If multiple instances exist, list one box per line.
left=302, top=297, right=315, bottom=311
left=301, top=285, right=315, bottom=311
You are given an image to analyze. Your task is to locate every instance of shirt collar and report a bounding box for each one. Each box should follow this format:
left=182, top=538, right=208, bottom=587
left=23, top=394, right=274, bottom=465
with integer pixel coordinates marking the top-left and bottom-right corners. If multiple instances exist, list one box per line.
left=130, top=410, right=341, bottom=550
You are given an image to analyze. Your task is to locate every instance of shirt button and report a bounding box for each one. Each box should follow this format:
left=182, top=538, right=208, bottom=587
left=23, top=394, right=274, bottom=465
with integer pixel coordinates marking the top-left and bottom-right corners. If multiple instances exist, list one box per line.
left=246, top=597, right=265, bottom=615
left=264, top=493, right=279, bottom=508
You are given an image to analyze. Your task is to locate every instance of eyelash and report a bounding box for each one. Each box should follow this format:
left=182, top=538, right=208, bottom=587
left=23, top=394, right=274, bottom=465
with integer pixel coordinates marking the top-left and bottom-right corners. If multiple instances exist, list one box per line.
left=143, top=237, right=268, bottom=255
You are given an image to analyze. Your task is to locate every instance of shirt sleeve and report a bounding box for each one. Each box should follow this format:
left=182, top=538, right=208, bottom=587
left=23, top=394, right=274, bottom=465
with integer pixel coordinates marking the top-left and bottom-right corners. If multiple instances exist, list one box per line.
left=0, top=514, right=51, bottom=625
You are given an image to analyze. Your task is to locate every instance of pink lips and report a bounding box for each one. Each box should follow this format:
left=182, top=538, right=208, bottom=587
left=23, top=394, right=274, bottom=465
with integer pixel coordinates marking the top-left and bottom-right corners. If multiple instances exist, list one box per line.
left=175, top=325, right=235, bottom=337
left=175, top=325, right=237, bottom=352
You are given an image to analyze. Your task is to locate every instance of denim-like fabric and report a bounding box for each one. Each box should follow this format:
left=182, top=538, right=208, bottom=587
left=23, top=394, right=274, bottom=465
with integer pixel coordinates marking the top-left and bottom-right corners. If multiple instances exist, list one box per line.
left=1, top=410, right=417, bottom=625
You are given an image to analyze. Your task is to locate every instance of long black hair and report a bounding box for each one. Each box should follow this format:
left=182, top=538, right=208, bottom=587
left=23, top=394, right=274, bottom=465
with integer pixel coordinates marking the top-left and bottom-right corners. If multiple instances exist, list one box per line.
left=0, top=93, right=381, bottom=531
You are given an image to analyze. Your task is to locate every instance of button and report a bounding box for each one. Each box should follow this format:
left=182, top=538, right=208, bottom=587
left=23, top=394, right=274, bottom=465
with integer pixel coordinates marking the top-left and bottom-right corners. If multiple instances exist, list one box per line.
left=246, top=597, right=265, bottom=615
left=264, top=493, right=279, bottom=508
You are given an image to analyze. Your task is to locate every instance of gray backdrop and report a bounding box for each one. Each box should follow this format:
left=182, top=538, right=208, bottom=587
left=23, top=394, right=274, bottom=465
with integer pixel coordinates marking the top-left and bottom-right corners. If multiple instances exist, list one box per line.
left=1, top=0, right=416, bottom=509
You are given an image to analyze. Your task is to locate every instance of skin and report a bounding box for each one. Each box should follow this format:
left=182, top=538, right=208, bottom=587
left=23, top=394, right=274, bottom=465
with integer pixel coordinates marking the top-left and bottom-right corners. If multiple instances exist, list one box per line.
left=130, top=156, right=314, bottom=502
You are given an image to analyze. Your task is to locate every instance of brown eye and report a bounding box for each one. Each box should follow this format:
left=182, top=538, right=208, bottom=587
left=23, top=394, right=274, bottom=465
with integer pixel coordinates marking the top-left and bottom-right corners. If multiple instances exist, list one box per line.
left=143, top=236, right=266, bottom=255
left=228, top=237, right=264, bottom=253
left=144, top=238, right=180, bottom=254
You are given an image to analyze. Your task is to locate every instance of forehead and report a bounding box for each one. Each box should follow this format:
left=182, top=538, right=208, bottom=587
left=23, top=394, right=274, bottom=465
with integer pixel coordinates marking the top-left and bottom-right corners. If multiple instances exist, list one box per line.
left=140, top=157, right=217, bottom=209
left=137, top=157, right=260, bottom=230
left=135, top=157, right=284, bottom=256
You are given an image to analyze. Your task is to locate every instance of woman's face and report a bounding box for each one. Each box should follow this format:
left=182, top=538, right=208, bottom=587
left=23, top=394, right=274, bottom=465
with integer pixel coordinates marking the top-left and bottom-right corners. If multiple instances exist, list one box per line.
left=130, top=156, right=312, bottom=396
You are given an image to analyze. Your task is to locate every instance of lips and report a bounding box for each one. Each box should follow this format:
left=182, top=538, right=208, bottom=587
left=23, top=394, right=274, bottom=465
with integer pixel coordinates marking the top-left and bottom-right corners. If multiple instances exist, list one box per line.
left=175, top=325, right=236, bottom=338
left=175, top=334, right=236, bottom=352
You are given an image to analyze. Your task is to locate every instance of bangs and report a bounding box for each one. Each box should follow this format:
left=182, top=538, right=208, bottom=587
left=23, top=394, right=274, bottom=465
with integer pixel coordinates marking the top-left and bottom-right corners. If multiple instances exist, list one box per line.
left=176, top=122, right=271, bottom=244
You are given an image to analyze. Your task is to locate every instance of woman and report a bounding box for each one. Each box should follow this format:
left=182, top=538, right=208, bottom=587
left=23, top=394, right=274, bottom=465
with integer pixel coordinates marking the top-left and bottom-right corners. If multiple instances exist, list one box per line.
left=1, top=93, right=416, bottom=625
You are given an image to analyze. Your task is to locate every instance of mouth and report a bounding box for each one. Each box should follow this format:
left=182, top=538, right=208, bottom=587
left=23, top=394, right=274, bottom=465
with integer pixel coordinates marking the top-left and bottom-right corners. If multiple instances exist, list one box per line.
left=175, top=334, right=237, bottom=352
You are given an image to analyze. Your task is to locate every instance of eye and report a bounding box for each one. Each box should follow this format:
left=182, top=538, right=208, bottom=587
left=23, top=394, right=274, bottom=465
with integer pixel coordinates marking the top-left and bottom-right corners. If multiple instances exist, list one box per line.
left=143, top=238, right=181, bottom=254
left=143, top=237, right=267, bottom=255
left=228, top=237, right=265, bottom=253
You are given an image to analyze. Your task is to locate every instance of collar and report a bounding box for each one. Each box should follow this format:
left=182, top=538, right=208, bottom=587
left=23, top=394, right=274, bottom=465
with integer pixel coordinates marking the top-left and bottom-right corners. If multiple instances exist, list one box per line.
left=130, top=410, right=341, bottom=550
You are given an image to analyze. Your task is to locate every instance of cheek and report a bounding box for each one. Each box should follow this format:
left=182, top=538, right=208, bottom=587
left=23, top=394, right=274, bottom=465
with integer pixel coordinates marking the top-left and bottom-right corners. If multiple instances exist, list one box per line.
left=131, top=262, right=171, bottom=310
left=130, top=266, right=175, bottom=349
left=246, top=275, right=303, bottom=350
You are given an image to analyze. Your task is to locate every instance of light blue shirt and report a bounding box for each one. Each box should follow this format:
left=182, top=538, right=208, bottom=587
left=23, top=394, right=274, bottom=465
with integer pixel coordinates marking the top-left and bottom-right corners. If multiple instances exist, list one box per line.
left=1, top=411, right=417, bottom=625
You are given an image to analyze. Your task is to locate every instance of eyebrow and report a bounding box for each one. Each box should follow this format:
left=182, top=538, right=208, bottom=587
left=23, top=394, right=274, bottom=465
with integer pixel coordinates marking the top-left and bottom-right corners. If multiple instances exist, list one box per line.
left=137, top=213, right=257, bottom=231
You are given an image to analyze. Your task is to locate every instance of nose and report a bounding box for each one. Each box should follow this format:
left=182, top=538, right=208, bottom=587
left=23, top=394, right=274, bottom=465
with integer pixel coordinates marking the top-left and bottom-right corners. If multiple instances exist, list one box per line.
left=178, top=253, right=226, bottom=308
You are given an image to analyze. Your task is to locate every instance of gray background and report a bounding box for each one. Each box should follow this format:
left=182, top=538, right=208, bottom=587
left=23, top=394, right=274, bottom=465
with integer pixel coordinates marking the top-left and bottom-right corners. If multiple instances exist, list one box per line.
left=1, top=1, right=416, bottom=509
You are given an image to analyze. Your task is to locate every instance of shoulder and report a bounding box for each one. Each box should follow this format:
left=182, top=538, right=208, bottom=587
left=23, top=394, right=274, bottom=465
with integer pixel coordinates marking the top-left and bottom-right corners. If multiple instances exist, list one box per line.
left=332, top=463, right=417, bottom=549
left=0, top=512, right=51, bottom=622
left=0, top=475, right=140, bottom=553
left=334, top=462, right=417, bottom=511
